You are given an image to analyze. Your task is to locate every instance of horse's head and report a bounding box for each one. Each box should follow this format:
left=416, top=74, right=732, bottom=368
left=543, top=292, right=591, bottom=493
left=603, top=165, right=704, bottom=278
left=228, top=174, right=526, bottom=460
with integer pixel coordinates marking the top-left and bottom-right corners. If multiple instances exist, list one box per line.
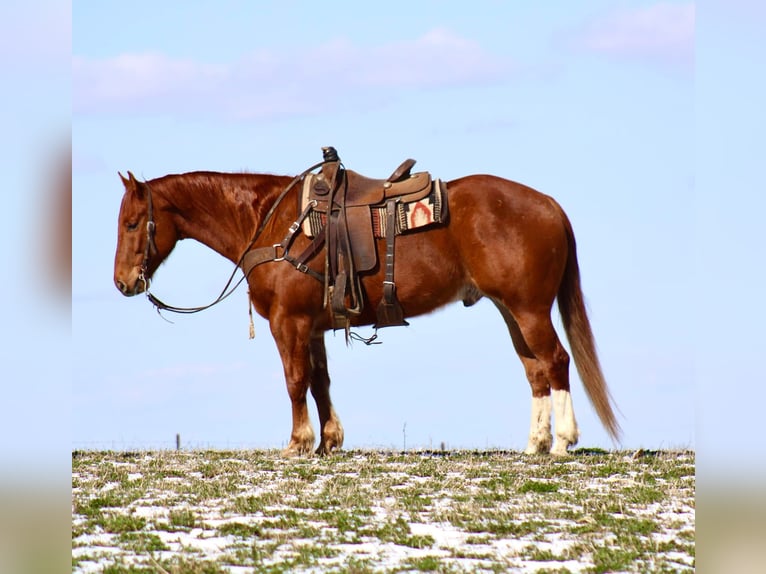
left=113, top=171, right=177, bottom=296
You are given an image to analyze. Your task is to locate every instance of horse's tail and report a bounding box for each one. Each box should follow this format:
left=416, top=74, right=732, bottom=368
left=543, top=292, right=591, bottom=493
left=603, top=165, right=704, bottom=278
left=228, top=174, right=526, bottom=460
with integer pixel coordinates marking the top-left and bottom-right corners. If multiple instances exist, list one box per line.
left=555, top=205, right=622, bottom=442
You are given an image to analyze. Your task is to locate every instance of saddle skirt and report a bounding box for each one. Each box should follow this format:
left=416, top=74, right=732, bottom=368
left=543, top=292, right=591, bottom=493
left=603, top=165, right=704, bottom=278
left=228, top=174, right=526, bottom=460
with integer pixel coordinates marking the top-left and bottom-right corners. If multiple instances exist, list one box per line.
left=301, top=173, right=447, bottom=240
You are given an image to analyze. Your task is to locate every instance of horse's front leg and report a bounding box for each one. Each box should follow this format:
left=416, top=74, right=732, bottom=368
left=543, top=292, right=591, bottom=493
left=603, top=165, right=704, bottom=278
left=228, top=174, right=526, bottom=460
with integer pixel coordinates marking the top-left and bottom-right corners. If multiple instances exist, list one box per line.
left=269, top=313, right=316, bottom=456
left=308, top=333, right=344, bottom=455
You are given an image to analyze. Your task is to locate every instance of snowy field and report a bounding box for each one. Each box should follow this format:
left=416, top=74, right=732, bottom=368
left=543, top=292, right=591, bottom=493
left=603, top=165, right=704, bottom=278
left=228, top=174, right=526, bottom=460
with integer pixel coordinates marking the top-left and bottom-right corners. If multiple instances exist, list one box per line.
left=72, top=449, right=694, bottom=573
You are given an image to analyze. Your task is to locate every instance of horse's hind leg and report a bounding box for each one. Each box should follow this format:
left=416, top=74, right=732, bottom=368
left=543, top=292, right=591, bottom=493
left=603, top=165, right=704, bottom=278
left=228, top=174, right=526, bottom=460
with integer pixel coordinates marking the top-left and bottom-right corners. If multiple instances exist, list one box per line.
left=493, top=301, right=552, bottom=453
left=493, top=301, right=580, bottom=455
left=308, top=334, right=344, bottom=455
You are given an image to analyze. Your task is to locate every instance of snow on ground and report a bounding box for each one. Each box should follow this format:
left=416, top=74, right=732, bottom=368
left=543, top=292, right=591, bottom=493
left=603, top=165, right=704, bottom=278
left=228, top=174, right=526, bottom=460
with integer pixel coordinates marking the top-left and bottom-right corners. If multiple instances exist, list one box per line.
left=72, top=449, right=695, bottom=572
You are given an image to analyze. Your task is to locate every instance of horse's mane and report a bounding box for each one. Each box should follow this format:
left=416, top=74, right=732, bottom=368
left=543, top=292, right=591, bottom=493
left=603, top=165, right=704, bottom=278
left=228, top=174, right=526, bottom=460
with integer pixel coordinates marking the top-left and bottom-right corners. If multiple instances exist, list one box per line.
left=147, top=171, right=291, bottom=209
left=143, top=171, right=295, bottom=248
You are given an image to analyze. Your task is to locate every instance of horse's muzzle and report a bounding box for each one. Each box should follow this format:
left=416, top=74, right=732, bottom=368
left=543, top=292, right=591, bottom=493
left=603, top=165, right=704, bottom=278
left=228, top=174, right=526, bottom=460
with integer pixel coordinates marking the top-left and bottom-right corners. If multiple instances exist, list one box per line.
left=114, top=276, right=145, bottom=297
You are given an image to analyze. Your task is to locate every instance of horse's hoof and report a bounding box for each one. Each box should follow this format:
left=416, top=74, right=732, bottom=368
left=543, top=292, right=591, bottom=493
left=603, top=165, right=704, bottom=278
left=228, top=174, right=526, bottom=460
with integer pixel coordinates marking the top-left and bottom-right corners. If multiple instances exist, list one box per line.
left=524, top=438, right=552, bottom=455
left=315, top=443, right=342, bottom=456
left=550, top=442, right=573, bottom=456
left=281, top=442, right=314, bottom=458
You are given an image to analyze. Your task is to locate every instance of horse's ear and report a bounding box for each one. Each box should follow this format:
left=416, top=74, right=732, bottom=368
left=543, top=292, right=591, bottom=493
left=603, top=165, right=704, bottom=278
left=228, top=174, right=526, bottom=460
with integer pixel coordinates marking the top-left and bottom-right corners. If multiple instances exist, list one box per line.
left=119, top=170, right=144, bottom=198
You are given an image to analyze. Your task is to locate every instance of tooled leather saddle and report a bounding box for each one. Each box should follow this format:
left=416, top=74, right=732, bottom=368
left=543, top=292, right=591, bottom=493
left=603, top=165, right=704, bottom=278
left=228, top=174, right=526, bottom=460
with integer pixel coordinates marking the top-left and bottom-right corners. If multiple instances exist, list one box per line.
left=298, top=147, right=448, bottom=333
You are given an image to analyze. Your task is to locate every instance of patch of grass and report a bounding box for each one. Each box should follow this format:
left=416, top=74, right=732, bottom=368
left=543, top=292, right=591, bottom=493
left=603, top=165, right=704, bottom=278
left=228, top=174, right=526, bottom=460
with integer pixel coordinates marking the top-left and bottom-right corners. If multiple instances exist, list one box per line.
left=224, top=540, right=282, bottom=567
left=74, top=492, right=126, bottom=517
left=101, top=513, right=147, bottom=534
left=519, top=480, right=559, bottom=494
left=225, top=542, right=259, bottom=567
left=591, top=460, right=632, bottom=478
left=115, top=532, right=169, bottom=552
left=116, top=451, right=143, bottom=461
left=217, top=521, right=263, bottom=537
left=592, top=514, right=660, bottom=537
left=403, top=555, right=446, bottom=572
left=101, top=561, right=155, bottom=574
left=623, top=484, right=665, bottom=505
left=314, top=475, right=372, bottom=509
left=405, top=533, right=437, bottom=549
left=394, top=486, right=433, bottom=514
left=410, top=457, right=448, bottom=480
left=473, top=487, right=511, bottom=507
left=179, top=476, right=242, bottom=501
left=658, top=464, right=696, bottom=482
left=520, top=545, right=568, bottom=562
left=293, top=541, right=341, bottom=564
left=231, top=492, right=280, bottom=514
left=195, top=462, right=218, bottom=479
left=588, top=542, right=642, bottom=574
left=486, top=518, right=548, bottom=538
left=365, top=516, right=435, bottom=548
left=676, top=528, right=695, bottom=542
left=441, top=504, right=548, bottom=540
left=168, top=508, right=197, bottom=530
left=282, top=461, right=321, bottom=482
left=262, top=507, right=303, bottom=530
left=95, top=463, right=131, bottom=485
left=335, top=555, right=376, bottom=573
left=656, top=538, right=695, bottom=555
left=318, top=509, right=373, bottom=544
left=156, top=556, right=228, bottom=574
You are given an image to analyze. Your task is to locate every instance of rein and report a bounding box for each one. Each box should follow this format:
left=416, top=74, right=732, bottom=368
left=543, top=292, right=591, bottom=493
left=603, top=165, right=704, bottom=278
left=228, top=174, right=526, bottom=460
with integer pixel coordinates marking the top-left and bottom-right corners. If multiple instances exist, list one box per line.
left=141, top=159, right=327, bottom=315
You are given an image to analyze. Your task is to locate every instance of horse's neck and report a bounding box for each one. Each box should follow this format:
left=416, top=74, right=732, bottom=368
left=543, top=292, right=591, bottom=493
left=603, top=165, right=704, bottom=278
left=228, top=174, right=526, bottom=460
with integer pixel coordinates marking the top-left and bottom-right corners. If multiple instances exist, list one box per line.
left=160, top=172, right=286, bottom=263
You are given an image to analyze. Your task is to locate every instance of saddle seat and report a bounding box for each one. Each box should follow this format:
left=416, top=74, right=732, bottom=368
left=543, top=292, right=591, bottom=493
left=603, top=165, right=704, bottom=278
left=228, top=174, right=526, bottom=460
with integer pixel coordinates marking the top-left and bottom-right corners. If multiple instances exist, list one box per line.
left=344, top=170, right=432, bottom=206
left=310, top=158, right=432, bottom=209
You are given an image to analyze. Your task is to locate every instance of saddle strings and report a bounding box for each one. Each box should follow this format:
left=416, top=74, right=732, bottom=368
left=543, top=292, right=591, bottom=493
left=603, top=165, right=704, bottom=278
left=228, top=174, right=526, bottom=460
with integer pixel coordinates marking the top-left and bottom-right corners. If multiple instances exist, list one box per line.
left=144, top=159, right=327, bottom=316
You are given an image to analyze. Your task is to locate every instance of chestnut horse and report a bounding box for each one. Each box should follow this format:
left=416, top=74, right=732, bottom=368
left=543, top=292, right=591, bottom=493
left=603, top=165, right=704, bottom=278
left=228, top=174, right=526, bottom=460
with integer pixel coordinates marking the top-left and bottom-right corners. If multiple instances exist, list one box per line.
left=113, top=165, right=620, bottom=455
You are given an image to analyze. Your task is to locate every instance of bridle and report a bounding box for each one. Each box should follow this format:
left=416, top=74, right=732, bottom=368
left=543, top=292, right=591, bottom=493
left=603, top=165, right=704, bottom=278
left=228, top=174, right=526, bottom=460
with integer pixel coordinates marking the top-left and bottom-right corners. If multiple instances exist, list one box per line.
left=136, top=158, right=327, bottom=316
left=137, top=180, right=158, bottom=293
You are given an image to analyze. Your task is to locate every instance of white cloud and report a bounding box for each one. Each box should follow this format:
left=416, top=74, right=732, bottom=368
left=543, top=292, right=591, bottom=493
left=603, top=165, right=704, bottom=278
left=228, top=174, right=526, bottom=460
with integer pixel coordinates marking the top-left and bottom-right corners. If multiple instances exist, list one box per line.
left=73, top=52, right=226, bottom=114
left=358, top=27, right=508, bottom=88
left=73, top=28, right=513, bottom=119
left=573, top=3, right=694, bottom=73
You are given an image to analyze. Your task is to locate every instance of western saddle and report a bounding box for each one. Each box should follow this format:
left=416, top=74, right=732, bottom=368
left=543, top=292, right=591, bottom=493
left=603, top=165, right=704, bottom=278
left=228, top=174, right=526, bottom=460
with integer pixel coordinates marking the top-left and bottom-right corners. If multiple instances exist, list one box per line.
left=245, top=147, right=447, bottom=335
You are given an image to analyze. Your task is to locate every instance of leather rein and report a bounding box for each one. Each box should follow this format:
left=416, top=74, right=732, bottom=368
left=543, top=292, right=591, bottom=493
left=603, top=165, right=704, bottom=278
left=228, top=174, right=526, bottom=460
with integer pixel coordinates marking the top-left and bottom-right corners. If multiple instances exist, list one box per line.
left=139, top=160, right=327, bottom=315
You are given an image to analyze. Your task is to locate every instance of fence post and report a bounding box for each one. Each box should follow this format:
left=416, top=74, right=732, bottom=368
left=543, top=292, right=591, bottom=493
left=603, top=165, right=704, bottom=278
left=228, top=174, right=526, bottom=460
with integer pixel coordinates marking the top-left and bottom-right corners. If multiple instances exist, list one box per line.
left=176, top=433, right=181, bottom=451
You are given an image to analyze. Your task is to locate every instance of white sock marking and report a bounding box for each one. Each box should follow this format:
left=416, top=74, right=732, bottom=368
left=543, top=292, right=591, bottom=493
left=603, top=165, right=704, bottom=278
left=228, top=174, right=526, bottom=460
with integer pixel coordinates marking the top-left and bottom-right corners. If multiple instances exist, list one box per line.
left=525, top=395, right=552, bottom=453
left=552, top=389, right=580, bottom=453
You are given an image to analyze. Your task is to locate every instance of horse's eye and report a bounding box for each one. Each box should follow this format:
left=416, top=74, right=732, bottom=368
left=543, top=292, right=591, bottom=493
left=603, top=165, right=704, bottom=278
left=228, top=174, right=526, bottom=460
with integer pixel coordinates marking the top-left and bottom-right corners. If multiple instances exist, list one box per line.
left=126, top=221, right=139, bottom=231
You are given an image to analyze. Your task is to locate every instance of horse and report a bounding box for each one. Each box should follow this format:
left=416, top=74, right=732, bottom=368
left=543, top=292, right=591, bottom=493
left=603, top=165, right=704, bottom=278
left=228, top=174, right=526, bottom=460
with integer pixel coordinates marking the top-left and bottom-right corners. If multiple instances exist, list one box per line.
left=113, top=160, right=620, bottom=456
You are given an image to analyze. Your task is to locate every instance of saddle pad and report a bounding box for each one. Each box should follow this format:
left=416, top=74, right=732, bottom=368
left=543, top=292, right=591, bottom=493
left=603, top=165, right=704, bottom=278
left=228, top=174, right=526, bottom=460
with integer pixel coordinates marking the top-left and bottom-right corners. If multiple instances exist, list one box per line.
left=301, top=177, right=446, bottom=239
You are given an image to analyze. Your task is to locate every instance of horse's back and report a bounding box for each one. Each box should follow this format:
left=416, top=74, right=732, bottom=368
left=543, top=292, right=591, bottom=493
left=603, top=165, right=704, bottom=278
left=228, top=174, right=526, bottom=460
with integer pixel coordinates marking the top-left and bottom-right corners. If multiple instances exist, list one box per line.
left=446, top=174, right=562, bottom=218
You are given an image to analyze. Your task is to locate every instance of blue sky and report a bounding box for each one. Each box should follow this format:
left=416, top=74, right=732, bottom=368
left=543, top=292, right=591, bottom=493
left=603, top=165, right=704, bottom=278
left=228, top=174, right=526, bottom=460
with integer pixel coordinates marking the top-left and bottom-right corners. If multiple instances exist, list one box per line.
left=0, top=0, right=755, bottom=479
left=69, top=1, right=702, bottom=454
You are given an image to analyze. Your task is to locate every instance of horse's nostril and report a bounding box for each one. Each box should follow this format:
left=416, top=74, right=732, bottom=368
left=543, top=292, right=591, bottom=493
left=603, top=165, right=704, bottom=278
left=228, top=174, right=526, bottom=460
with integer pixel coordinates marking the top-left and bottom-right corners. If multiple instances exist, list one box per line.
left=115, top=279, right=127, bottom=293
